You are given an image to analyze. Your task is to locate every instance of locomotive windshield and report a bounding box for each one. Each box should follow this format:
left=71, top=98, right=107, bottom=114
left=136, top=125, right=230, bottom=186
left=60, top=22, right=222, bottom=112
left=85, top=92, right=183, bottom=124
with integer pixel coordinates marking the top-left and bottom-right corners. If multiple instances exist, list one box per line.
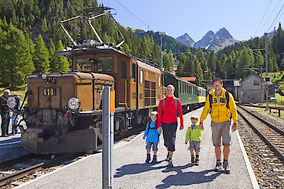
left=77, top=57, right=92, bottom=71
left=95, top=56, right=114, bottom=72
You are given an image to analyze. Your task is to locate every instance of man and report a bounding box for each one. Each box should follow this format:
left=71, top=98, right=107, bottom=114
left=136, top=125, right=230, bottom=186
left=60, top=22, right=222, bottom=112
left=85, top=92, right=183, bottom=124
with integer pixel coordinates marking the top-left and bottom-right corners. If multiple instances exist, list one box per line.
left=199, top=78, right=237, bottom=174
left=0, top=89, right=11, bottom=137
left=157, top=85, right=184, bottom=168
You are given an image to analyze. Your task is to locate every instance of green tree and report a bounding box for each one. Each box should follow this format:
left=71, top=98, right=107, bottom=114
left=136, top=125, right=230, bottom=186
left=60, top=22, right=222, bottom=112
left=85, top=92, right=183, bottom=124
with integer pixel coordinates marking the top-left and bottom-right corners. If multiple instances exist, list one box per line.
left=33, top=34, right=50, bottom=73
left=52, top=40, right=69, bottom=72
left=0, top=21, right=34, bottom=88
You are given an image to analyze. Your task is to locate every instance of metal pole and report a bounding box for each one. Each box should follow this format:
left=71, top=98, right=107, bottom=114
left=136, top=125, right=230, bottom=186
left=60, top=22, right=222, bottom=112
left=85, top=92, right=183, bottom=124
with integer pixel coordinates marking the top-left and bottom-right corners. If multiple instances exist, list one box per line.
left=160, top=35, right=163, bottom=70
left=265, top=33, right=269, bottom=110
left=102, top=87, right=114, bottom=189
left=260, top=66, right=263, bottom=104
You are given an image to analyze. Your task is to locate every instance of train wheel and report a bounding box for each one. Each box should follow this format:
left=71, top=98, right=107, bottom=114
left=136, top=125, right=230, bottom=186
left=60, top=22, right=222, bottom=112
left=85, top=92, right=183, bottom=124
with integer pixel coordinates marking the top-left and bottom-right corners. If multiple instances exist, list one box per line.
left=118, top=119, right=127, bottom=136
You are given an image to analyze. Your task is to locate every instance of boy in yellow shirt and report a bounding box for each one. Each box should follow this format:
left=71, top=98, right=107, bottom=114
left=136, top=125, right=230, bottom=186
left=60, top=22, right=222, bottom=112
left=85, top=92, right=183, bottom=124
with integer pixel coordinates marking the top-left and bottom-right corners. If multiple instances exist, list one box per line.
left=185, top=115, right=204, bottom=165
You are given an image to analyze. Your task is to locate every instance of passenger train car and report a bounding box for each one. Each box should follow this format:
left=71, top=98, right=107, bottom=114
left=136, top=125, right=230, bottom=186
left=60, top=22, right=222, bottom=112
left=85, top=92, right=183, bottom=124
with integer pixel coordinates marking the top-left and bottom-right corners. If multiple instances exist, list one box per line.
left=7, top=8, right=206, bottom=154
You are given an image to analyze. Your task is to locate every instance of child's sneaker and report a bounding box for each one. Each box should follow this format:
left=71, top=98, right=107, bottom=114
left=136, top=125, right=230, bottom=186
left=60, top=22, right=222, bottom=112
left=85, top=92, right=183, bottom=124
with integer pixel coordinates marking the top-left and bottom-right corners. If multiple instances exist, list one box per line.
left=151, top=155, right=157, bottom=164
left=223, top=161, right=230, bottom=174
left=145, top=154, right=151, bottom=164
left=194, top=158, right=199, bottom=166
left=214, top=161, right=222, bottom=172
left=191, top=156, right=195, bottom=164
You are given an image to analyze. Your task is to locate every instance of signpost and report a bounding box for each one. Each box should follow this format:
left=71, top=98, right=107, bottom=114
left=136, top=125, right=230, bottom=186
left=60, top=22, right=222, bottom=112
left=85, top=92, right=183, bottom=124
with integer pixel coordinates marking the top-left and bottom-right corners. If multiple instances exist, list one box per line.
left=102, top=87, right=115, bottom=189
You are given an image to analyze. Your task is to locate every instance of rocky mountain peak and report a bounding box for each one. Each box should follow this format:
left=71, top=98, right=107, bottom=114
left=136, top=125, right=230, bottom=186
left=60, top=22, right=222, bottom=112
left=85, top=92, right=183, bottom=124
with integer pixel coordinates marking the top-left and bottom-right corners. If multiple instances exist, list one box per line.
left=176, top=33, right=195, bottom=48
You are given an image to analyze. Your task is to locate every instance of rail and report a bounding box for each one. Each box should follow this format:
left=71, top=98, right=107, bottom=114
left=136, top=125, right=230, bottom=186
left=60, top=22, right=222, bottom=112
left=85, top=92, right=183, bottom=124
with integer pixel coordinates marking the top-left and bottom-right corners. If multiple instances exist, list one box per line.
left=237, top=106, right=284, bottom=163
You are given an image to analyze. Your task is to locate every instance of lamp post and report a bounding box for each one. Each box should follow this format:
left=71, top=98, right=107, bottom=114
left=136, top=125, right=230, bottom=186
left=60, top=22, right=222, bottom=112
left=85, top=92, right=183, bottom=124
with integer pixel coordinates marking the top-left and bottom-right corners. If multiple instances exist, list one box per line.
left=159, top=32, right=166, bottom=71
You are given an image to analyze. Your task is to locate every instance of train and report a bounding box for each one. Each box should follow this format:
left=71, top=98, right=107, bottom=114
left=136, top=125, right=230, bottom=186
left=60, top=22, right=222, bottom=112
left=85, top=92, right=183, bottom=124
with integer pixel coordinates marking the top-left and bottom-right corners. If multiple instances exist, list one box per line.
left=7, top=8, right=206, bottom=154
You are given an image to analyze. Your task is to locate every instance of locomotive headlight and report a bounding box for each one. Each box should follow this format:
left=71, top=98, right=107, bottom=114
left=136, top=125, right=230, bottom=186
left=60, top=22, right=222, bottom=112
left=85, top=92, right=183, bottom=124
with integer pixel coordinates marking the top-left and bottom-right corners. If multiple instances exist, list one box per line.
left=41, top=73, right=47, bottom=80
left=7, top=97, right=16, bottom=109
left=68, top=98, right=80, bottom=110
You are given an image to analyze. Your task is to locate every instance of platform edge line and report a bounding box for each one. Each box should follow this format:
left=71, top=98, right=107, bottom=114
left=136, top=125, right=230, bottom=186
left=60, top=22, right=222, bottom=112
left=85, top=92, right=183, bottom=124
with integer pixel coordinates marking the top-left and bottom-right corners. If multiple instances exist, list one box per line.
left=236, top=130, right=260, bottom=189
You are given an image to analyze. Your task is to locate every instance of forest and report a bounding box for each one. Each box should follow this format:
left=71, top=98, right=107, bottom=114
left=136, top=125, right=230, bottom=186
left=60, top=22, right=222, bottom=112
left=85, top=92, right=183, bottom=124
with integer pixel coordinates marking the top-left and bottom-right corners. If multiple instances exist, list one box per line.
left=0, top=0, right=283, bottom=88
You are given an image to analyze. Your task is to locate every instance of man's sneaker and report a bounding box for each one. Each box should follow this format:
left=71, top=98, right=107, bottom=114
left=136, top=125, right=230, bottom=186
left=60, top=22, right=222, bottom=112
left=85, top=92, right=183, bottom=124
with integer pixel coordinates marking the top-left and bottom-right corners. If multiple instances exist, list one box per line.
left=167, top=159, right=173, bottom=168
left=165, top=153, right=170, bottom=161
left=214, top=161, right=222, bottom=172
left=151, top=156, right=157, bottom=164
left=223, top=161, right=230, bottom=174
left=194, top=158, right=199, bottom=166
left=191, top=156, right=195, bottom=164
left=145, top=155, right=151, bottom=164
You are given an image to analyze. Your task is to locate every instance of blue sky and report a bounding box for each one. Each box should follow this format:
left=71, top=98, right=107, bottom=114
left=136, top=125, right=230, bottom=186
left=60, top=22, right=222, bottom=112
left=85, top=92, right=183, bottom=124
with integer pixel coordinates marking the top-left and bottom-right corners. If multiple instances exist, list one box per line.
left=97, top=0, right=284, bottom=41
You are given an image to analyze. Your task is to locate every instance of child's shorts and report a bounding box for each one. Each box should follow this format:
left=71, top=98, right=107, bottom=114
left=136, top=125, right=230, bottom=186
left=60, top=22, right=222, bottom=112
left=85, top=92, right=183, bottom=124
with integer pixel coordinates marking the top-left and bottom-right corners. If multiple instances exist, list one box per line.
left=146, top=142, right=158, bottom=151
left=188, top=141, right=201, bottom=152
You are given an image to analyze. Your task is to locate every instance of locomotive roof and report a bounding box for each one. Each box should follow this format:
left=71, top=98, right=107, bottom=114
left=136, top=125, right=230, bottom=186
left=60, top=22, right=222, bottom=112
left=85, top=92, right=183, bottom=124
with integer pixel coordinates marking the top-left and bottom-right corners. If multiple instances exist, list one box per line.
left=56, top=44, right=130, bottom=59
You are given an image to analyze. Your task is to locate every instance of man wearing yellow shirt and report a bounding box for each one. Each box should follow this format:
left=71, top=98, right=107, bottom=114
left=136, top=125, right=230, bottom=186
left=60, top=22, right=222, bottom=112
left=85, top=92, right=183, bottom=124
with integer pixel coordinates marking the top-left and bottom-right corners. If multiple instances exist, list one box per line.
left=199, top=78, right=237, bottom=174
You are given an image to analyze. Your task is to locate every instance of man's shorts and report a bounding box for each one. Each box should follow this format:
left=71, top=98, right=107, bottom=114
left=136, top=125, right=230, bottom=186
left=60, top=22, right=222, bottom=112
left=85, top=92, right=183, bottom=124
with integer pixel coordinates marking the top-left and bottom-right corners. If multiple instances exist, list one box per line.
left=211, top=120, right=231, bottom=146
left=146, top=142, right=158, bottom=151
left=188, top=141, right=201, bottom=152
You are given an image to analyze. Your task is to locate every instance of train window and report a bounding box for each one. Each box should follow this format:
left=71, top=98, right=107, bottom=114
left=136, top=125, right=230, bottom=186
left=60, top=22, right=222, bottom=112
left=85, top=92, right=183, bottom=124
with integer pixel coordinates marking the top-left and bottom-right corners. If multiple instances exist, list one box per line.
left=140, top=70, right=143, bottom=84
left=151, top=82, right=156, bottom=89
left=95, top=56, right=114, bottom=72
left=132, top=63, right=135, bottom=78
left=121, top=61, right=126, bottom=78
left=158, top=76, right=161, bottom=87
left=76, top=57, right=92, bottom=71
left=189, top=86, right=192, bottom=94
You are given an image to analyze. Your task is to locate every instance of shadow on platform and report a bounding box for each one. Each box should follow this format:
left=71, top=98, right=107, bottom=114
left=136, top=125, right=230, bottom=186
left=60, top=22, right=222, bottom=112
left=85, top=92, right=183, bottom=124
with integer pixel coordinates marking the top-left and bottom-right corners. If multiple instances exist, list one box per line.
left=156, top=168, right=221, bottom=188
left=115, top=161, right=170, bottom=178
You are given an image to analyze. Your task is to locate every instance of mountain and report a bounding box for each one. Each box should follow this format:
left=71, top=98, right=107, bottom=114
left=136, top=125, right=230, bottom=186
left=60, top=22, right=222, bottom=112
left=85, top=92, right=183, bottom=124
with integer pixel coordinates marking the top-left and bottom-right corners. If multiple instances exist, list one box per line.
left=176, top=33, right=195, bottom=47
left=193, top=28, right=237, bottom=50
left=134, top=29, right=192, bottom=53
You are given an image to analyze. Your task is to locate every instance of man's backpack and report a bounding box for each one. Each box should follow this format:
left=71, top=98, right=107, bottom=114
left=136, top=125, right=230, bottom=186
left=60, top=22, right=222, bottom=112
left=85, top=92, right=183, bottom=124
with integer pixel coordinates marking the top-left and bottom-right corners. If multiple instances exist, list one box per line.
left=161, top=97, right=179, bottom=117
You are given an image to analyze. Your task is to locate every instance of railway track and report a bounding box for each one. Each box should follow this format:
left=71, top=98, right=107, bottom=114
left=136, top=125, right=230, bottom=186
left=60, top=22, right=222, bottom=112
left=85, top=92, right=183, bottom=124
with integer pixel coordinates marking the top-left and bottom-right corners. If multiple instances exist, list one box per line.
left=237, top=105, right=284, bottom=163
left=0, top=153, right=83, bottom=188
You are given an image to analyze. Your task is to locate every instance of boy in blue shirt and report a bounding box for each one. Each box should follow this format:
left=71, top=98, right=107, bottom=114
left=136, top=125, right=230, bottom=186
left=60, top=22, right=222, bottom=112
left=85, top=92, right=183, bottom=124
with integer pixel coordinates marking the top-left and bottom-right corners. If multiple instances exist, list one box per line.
left=143, top=111, right=161, bottom=164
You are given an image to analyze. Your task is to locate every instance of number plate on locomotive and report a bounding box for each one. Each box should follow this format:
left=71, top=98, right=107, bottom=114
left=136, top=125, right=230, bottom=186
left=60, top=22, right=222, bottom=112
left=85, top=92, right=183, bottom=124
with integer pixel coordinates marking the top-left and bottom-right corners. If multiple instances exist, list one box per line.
left=43, top=88, right=56, bottom=96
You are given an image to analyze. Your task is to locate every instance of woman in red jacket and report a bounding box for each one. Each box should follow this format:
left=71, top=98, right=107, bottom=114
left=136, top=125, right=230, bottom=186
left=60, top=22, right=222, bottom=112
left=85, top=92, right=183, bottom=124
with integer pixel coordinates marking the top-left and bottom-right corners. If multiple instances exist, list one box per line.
left=157, top=85, right=184, bottom=168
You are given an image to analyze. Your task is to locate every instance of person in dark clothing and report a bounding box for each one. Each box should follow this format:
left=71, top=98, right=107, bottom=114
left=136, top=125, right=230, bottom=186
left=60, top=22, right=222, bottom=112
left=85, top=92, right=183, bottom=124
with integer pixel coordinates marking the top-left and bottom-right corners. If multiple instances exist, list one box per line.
left=157, top=85, right=184, bottom=168
left=0, top=89, right=11, bottom=137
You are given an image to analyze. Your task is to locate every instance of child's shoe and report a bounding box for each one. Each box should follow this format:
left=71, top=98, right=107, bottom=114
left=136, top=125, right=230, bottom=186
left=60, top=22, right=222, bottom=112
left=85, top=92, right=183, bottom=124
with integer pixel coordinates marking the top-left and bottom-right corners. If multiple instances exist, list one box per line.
left=151, top=155, right=157, bottom=164
left=145, top=154, right=151, bottom=164
left=191, top=155, right=195, bottom=164
left=194, top=158, right=199, bottom=166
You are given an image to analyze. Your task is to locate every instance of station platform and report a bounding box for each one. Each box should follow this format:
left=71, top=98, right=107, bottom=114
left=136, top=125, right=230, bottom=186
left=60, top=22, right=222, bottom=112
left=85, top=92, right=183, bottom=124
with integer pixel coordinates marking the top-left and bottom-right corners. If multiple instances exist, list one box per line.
left=17, top=107, right=259, bottom=189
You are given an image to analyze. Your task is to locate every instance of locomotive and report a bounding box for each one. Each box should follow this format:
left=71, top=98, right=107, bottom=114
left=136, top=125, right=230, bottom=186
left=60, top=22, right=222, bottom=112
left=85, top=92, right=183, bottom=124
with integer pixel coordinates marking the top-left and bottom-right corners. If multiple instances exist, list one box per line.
left=7, top=8, right=206, bottom=154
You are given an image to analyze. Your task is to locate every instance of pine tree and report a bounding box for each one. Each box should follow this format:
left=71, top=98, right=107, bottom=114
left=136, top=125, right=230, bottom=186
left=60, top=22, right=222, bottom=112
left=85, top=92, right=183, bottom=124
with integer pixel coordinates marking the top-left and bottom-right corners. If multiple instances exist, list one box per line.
left=0, top=22, right=34, bottom=88
left=33, top=34, right=50, bottom=73
left=52, top=40, right=69, bottom=72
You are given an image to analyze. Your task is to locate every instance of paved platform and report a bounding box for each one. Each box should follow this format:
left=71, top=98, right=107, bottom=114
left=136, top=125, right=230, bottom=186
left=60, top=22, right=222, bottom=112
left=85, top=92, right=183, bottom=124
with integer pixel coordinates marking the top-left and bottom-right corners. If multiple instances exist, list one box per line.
left=17, top=107, right=258, bottom=189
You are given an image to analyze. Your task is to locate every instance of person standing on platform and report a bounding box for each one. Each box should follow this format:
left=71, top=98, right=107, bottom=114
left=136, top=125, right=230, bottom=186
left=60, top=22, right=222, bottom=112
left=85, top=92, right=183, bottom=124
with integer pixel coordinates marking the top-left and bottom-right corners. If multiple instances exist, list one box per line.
left=157, top=84, right=184, bottom=168
left=199, top=78, right=238, bottom=174
left=143, top=111, right=161, bottom=164
left=0, top=89, right=11, bottom=137
left=185, top=115, right=204, bottom=166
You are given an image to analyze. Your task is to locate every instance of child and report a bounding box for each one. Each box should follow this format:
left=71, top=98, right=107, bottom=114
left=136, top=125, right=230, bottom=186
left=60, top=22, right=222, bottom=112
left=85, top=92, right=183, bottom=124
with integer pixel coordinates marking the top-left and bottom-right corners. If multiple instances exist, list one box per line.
left=185, top=115, right=204, bottom=166
left=10, top=112, right=20, bottom=135
left=143, top=111, right=161, bottom=164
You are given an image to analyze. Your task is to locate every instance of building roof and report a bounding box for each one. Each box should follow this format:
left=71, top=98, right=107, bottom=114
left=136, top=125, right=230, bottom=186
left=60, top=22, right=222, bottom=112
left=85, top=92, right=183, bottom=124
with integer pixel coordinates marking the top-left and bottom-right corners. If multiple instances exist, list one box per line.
left=179, top=77, right=196, bottom=83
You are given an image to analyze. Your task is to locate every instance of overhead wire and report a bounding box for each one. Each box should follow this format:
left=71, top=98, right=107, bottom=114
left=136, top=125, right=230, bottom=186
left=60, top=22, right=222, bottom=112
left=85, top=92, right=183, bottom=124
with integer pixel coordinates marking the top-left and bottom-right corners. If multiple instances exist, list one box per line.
left=258, top=0, right=282, bottom=34
left=254, top=0, right=273, bottom=37
left=113, top=0, right=150, bottom=30
left=267, top=3, right=284, bottom=32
